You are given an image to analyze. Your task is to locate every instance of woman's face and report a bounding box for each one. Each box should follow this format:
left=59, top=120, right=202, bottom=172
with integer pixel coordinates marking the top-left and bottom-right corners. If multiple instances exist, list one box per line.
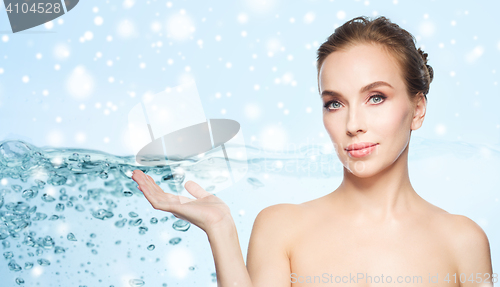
left=319, top=43, right=423, bottom=177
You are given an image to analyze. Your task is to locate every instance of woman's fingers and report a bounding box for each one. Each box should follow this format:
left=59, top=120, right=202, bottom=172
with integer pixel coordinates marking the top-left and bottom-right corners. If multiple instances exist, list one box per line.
left=132, top=170, right=215, bottom=215
left=132, top=170, right=180, bottom=211
left=184, top=180, right=212, bottom=199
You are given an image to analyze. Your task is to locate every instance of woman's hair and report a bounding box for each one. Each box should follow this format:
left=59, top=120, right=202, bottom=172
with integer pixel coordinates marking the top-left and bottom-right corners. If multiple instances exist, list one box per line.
left=316, top=16, right=434, bottom=103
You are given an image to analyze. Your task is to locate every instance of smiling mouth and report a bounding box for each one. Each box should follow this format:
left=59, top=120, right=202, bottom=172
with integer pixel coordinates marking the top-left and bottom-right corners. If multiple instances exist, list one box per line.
left=345, top=143, right=378, bottom=151
left=345, top=143, right=379, bottom=158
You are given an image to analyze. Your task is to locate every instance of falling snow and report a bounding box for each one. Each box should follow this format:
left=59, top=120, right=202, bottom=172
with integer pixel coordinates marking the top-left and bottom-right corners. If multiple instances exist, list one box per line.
left=0, top=1, right=499, bottom=285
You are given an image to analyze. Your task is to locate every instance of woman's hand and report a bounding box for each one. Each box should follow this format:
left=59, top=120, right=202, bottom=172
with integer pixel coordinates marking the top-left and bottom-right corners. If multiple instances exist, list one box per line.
left=131, top=169, right=233, bottom=233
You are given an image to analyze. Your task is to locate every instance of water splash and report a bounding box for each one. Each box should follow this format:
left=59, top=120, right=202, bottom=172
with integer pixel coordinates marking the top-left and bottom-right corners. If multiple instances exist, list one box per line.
left=1, top=138, right=499, bottom=286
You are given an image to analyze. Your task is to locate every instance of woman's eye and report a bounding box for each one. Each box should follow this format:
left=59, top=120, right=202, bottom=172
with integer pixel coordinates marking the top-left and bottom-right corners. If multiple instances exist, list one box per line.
left=324, top=101, right=341, bottom=111
left=324, top=95, right=386, bottom=112
left=369, top=95, right=386, bottom=104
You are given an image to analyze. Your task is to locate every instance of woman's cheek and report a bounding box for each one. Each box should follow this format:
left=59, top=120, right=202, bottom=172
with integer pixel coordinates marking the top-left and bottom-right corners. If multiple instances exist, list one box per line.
left=372, top=101, right=409, bottom=138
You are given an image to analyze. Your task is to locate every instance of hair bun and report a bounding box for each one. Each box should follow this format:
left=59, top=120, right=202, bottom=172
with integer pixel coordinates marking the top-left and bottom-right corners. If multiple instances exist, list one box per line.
left=417, top=47, right=434, bottom=84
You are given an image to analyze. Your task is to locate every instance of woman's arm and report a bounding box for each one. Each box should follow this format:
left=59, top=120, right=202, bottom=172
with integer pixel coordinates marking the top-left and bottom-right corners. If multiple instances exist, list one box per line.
left=246, top=204, right=295, bottom=287
left=205, top=204, right=294, bottom=287
left=206, top=219, right=253, bottom=287
left=132, top=170, right=292, bottom=287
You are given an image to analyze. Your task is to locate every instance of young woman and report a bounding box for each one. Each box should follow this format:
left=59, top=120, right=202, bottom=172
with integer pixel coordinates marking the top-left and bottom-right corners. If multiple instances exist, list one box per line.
left=132, top=16, right=493, bottom=286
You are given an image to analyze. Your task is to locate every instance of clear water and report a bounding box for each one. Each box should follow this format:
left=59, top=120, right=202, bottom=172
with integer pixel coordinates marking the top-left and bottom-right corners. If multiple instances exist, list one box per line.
left=1, top=139, right=499, bottom=286
left=0, top=139, right=234, bottom=286
left=0, top=139, right=307, bottom=286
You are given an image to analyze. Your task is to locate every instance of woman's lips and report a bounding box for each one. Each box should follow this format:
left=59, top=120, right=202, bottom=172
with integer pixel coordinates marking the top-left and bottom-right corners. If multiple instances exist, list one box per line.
left=345, top=143, right=378, bottom=158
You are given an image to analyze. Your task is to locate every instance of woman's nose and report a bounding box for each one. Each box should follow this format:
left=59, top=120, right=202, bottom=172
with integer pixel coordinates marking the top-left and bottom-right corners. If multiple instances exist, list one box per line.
left=345, top=108, right=366, bottom=136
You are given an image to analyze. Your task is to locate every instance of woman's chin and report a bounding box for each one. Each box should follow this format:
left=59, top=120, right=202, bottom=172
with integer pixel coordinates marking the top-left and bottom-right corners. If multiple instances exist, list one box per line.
left=343, top=161, right=382, bottom=178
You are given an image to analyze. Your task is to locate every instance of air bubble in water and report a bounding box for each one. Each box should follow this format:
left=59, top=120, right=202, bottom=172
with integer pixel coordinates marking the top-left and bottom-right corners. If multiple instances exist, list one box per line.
left=22, top=189, right=38, bottom=199
left=4, top=251, right=14, bottom=259
left=168, top=237, right=181, bottom=245
left=15, top=277, right=25, bottom=285
left=55, top=203, right=65, bottom=212
left=92, top=209, right=113, bottom=220
left=41, top=194, right=56, bottom=202
left=129, top=218, right=142, bottom=226
left=129, top=279, right=145, bottom=287
left=172, top=219, right=190, bottom=231
left=0, top=229, right=10, bottom=240
left=115, top=219, right=127, bottom=228
left=37, top=258, right=50, bottom=266
left=68, top=152, right=79, bottom=161
left=33, top=212, right=47, bottom=221
left=42, top=236, right=55, bottom=249
left=49, top=215, right=59, bottom=220
left=48, top=174, right=67, bottom=186
left=11, top=201, right=30, bottom=214
left=8, top=259, right=22, bottom=271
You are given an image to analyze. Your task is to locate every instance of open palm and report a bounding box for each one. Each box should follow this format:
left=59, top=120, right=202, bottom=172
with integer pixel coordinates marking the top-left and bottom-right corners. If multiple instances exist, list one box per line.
left=131, top=170, right=232, bottom=233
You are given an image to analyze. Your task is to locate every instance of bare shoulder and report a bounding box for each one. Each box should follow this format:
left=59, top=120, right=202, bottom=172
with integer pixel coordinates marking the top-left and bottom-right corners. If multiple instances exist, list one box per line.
left=432, top=212, right=489, bottom=245
left=257, top=203, right=304, bottom=218
left=430, top=212, right=492, bottom=272
left=253, top=203, right=305, bottom=233
left=418, top=200, right=488, bottom=242
left=250, top=203, right=305, bottom=259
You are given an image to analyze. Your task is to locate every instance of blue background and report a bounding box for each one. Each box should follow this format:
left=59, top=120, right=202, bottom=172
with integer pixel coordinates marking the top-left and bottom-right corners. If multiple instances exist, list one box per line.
left=0, top=0, right=498, bottom=286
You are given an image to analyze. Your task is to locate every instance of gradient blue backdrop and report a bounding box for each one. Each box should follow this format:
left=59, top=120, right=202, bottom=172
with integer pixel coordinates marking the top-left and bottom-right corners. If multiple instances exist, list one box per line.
left=0, top=0, right=498, bottom=286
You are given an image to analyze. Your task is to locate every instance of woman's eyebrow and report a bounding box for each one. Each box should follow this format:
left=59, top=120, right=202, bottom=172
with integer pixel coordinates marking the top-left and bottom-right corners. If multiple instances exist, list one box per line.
left=321, top=81, right=394, bottom=98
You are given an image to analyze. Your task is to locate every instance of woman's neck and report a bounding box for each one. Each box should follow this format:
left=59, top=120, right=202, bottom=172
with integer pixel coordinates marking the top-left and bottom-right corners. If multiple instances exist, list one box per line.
left=333, top=146, right=422, bottom=221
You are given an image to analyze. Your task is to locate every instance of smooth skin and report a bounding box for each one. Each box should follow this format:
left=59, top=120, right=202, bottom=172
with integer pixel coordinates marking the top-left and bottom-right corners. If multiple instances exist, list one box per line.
left=131, top=43, right=493, bottom=287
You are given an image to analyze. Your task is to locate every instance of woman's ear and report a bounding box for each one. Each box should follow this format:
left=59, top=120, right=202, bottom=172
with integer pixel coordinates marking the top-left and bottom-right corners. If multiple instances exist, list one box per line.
left=410, top=93, right=426, bottom=131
